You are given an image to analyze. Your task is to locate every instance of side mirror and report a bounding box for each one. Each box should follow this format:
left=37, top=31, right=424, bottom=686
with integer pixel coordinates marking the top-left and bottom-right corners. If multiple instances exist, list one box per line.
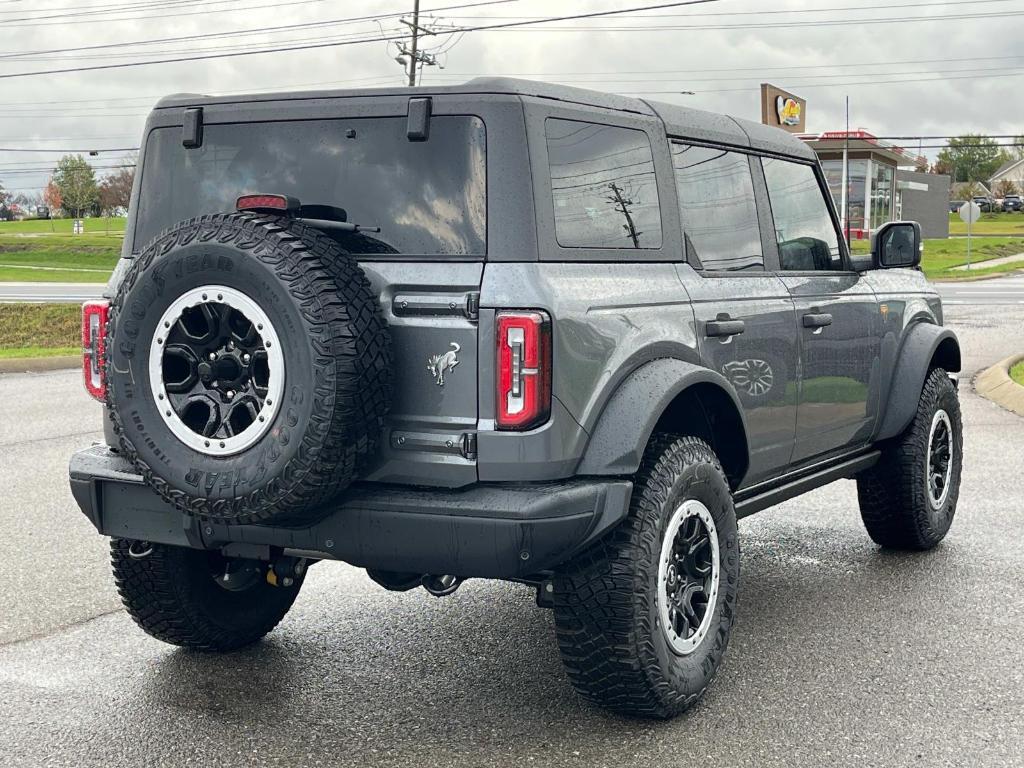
left=871, top=221, right=922, bottom=269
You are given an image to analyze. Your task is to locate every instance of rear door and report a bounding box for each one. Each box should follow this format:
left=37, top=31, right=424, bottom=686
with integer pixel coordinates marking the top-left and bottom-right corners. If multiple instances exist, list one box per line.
left=671, top=142, right=798, bottom=486
left=132, top=96, right=501, bottom=486
left=759, top=156, right=881, bottom=463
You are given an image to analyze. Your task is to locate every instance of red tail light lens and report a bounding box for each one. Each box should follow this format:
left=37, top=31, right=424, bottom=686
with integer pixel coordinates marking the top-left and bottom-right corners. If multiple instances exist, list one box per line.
left=82, top=300, right=109, bottom=401
left=496, top=310, right=551, bottom=430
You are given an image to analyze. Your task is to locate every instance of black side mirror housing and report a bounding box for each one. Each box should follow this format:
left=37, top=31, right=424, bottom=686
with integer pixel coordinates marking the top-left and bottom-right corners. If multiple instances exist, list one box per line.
left=871, top=221, right=922, bottom=269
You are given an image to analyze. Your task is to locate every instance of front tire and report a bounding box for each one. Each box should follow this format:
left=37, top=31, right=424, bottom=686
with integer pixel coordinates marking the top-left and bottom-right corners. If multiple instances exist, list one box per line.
left=552, top=435, right=740, bottom=719
left=111, top=539, right=303, bottom=651
left=857, top=368, right=963, bottom=550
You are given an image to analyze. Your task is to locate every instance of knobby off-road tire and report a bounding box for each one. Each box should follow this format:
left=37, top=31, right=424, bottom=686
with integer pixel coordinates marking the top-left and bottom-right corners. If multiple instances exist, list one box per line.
left=105, top=212, right=391, bottom=525
left=552, top=435, right=740, bottom=719
left=857, top=368, right=963, bottom=550
left=111, top=538, right=303, bottom=651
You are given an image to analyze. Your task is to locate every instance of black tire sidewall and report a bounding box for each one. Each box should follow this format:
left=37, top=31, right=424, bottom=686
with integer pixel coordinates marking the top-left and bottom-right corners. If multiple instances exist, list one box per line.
left=916, top=371, right=963, bottom=540
left=640, top=443, right=740, bottom=707
left=109, top=234, right=322, bottom=513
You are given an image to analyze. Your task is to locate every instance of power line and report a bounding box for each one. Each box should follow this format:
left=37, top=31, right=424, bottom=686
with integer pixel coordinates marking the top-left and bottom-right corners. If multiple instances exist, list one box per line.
left=0, top=0, right=722, bottom=80
left=0, top=0, right=329, bottom=27
left=0, top=0, right=514, bottom=61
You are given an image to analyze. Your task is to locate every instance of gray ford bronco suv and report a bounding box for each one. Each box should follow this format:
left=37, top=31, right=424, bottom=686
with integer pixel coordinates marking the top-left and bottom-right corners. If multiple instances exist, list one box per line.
left=69, top=79, right=963, bottom=719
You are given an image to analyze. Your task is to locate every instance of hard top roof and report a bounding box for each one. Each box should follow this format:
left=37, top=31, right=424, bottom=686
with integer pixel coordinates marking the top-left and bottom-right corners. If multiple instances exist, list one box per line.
left=154, top=77, right=814, bottom=161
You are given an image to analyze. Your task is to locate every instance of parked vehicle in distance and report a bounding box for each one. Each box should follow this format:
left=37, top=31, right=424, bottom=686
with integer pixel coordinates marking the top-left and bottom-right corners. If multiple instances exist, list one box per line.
left=949, top=200, right=965, bottom=213
left=1002, top=195, right=1022, bottom=212
left=35, top=205, right=50, bottom=220
left=69, top=79, right=964, bottom=720
left=973, top=195, right=995, bottom=213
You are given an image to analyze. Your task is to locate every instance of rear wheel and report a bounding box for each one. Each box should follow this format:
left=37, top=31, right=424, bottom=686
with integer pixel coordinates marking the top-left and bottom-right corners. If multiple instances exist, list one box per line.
left=857, top=368, right=963, bottom=550
left=111, top=539, right=304, bottom=651
left=552, top=435, right=739, bottom=719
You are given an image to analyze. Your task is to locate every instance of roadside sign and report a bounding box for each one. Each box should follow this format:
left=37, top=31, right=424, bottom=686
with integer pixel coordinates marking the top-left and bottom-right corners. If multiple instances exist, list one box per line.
left=73, top=219, right=84, bottom=235
left=958, top=201, right=981, bottom=224
left=958, top=201, right=980, bottom=270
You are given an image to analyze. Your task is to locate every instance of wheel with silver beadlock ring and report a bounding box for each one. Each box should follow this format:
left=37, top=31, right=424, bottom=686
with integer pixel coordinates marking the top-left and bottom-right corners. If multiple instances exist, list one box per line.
left=105, top=212, right=392, bottom=525
left=552, top=434, right=739, bottom=719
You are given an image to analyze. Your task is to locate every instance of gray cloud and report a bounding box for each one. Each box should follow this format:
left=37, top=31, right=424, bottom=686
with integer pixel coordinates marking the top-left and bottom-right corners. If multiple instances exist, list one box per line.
left=2, top=0, right=1022, bottom=194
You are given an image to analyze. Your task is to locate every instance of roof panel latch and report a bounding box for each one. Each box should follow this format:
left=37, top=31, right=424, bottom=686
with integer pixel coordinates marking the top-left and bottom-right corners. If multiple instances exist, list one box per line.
left=182, top=107, right=203, bottom=149
left=406, top=97, right=432, bottom=142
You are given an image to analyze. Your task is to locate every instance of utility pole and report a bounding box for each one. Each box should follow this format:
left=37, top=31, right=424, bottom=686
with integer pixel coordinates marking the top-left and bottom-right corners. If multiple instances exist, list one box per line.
left=396, top=0, right=439, bottom=86
left=607, top=182, right=642, bottom=248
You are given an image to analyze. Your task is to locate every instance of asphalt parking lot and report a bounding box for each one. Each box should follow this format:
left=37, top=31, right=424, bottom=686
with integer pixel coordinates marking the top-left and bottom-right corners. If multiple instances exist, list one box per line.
left=1, top=304, right=1022, bottom=768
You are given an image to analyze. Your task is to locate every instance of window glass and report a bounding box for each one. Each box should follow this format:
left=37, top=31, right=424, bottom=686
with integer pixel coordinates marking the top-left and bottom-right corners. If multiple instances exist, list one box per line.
left=820, top=158, right=867, bottom=230
left=762, top=158, right=843, bottom=271
left=870, top=160, right=895, bottom=230
left=546, top=118, right=662, bottom=249
left=672, top=143, right=762, bottom=271
left=135, top=116, right=486, bottom=257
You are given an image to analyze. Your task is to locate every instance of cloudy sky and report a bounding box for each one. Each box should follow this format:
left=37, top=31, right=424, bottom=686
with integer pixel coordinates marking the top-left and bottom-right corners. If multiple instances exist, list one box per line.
left=2, top=0, right=1023, bottom=197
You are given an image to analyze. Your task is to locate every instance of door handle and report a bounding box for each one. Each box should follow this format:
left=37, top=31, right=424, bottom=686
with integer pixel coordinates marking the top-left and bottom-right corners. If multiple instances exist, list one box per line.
left=802, top=313, right=833, bottom=329
left=706, top=318, right=746, bottom=338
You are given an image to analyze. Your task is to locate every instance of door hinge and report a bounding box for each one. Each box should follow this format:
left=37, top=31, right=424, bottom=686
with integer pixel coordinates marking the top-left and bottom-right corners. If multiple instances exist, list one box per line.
left=460, top=432, right=478, bottom=460
left=465, top=292, right=480, bottom=321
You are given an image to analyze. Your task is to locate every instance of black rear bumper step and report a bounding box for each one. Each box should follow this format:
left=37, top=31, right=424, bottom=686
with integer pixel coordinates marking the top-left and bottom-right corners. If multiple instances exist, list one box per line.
left=69, top=445, right=633, bottom=579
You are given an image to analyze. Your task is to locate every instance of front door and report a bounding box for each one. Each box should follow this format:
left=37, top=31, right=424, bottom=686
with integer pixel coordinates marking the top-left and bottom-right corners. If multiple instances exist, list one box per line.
left=759, top=155, right=881, bottom=464
left=781, top=274, right=880, bottom=462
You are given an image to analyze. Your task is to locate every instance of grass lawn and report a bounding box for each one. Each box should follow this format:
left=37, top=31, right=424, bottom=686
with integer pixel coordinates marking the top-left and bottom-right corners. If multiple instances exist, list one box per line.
left=850, top=236, right=1024, bottom=280
left=948, top=212, right=1024, bottom=236
left=0, top=230, right=120, bottom=283
left=0, top=216, right=126, bottom=235
left=0, top=303, right=80, bottom=358
left=1011, top=360, right=1024, bottom=387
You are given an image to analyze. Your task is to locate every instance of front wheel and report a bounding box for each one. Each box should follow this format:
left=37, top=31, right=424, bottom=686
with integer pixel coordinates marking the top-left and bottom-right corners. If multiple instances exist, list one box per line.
left=857, top=368, right=963, bottom=550
left=552, top=435, right=740, bottom=719
left=110, top=539, right=304, bottom=651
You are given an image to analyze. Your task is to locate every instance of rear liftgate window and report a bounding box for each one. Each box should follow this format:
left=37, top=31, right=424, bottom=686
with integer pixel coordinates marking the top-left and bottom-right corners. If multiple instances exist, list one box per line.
left=134, top=116, right=487, bottom=257
left=545, top=118, right=662, bottom=249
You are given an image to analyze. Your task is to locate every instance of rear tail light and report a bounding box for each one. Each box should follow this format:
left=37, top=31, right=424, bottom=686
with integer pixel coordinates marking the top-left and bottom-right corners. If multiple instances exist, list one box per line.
left=82, top=300, right=109, bottom=401
left=235, top=194, right=299, bottom=214
left=496, top=310, right=551, bottom=430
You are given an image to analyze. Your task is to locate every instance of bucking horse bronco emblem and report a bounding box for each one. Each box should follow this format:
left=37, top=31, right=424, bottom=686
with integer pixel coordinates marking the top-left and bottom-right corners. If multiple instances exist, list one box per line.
left=427, top=343, right=461, bottom=386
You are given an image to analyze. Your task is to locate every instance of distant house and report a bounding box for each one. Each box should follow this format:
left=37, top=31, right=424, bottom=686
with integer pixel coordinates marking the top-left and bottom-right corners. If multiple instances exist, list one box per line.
left=990, top=158, right=1024, bottom=189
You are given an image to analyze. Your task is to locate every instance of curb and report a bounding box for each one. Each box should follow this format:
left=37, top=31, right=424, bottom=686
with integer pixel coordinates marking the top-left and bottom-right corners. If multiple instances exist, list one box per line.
left=0, top=355, right=79, bottom=374
left=975, top=353, right=1024, bottom=417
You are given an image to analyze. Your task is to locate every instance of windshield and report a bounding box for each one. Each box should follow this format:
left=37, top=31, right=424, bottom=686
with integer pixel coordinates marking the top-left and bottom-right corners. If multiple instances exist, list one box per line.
left=134, top=115, right=486, bottom=257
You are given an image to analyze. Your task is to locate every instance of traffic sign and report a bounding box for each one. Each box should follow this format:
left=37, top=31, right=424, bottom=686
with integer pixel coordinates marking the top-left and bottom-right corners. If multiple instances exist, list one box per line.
left=958, top=201, right=981, bottom=224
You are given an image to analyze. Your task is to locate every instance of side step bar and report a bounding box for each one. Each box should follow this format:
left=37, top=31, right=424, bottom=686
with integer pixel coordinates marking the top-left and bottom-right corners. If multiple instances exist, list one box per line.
left=734, top=450, right=880, bottom=519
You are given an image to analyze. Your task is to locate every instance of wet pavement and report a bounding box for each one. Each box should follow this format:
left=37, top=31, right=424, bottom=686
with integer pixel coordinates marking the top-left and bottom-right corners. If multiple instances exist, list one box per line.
left=0, top=305, right=1022, bottom=767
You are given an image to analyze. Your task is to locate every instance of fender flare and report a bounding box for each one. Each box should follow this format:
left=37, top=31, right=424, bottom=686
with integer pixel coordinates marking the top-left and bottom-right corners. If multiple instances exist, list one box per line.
left=577, top=358, right=749, bottom=477
left=875, top=322, right=961, bottom=441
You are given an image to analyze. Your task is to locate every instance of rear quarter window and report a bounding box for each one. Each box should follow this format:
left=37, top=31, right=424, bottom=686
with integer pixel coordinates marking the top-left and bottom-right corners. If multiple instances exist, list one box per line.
left=545, top=118, right=662, bottom=250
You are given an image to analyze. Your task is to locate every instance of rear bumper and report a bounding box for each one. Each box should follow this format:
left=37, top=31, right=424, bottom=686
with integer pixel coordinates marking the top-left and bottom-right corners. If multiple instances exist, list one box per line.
left=69, top=445, right=632, bottom=579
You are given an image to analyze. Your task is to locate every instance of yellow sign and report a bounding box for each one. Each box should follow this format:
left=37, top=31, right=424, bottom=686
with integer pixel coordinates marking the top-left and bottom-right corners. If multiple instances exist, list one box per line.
left=760, top=84, right=807, bottom=133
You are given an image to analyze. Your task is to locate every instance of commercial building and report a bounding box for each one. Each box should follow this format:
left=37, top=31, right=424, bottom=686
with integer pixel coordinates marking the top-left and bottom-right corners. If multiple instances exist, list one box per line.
left=758, top=85, right=950, bottom=239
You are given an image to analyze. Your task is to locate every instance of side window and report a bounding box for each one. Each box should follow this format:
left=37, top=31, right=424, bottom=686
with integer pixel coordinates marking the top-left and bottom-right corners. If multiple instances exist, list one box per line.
left=672, top=143, right=763, bottom=271
left=761, top=157, right=844, bottom=272
left=545, top=118, right=662, bottom=249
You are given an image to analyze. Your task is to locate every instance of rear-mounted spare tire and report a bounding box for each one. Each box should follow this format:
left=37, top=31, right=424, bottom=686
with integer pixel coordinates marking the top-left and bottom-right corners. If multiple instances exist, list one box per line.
left=106, top=212, right=392, bottom=525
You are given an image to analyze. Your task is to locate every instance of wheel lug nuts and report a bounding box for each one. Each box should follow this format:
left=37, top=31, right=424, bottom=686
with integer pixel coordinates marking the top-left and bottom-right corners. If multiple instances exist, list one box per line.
left=242, top=354, right=250, bottom=363
left=208, top=353, right=216, bottom=361
left=226, top=390, right=235, bottom=399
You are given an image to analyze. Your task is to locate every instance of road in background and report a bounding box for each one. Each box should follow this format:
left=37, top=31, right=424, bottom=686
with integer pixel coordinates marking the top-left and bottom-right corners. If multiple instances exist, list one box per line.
left=0, top=308, right=1022, bottom=767
left=0, top=282, right=106, bottom=303
left=936, top=274, right=1024, bottom=305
